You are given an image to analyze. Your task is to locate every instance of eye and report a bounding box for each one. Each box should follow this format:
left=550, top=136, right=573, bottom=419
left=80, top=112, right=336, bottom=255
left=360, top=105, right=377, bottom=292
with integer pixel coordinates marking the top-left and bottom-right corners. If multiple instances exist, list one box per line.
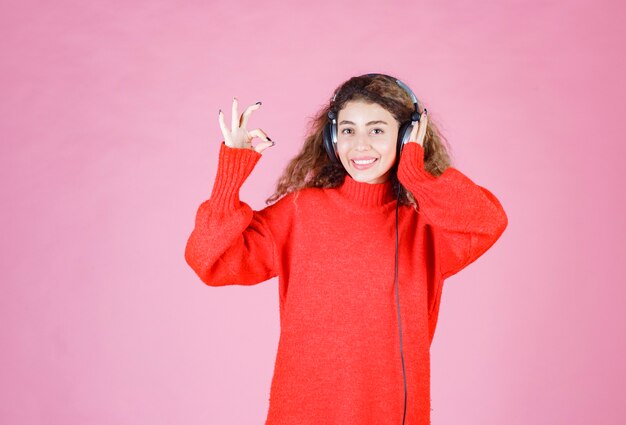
left=372, top=128, right=384, bottom=134
left=340, top=128, right=353, bottom=134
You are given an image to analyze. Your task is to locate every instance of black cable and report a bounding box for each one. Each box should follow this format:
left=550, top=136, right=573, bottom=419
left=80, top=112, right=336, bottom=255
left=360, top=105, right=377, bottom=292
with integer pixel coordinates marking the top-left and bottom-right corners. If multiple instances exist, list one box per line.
left=395, top=187, right=407, bottom=425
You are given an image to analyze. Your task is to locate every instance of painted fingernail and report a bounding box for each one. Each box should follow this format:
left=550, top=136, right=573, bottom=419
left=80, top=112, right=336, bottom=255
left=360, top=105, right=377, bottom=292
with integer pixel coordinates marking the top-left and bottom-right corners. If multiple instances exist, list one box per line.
left=424, top=108, right=428, bottom=115
left=256, top=101, right=262, bottom=105
left=267, top=136, right=272, bottom=142
left=219, top=109, right=222, bottom=115
left=271, top=141, right=275, bottom=146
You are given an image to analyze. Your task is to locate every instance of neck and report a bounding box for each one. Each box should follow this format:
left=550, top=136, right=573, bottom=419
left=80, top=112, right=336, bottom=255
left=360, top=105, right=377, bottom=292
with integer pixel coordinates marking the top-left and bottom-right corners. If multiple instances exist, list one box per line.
left=336, top=174, right=396, bottom=208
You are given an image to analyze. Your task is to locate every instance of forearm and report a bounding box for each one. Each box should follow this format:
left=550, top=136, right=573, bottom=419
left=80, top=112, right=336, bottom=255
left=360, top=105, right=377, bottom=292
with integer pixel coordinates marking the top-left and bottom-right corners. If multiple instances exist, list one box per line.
left=184, top=141, right=277, bottom=286
left=398, top=142, right=508, bottom=277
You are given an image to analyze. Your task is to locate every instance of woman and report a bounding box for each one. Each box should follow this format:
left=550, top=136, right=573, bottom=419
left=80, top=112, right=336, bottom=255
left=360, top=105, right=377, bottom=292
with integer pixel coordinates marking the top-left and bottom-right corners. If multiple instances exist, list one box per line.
left=185, top=73, right=508, bottom=425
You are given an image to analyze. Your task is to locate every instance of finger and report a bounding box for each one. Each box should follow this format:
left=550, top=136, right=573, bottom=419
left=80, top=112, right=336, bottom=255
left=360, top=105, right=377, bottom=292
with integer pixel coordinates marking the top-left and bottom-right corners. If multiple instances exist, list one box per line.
left=409, top=121, right=419, bottom=142
left=218, top=109, right=232, bottom=145
left=231, top=97, right=239, bottom=130
left=240, top=102, right=262, bottom=129
left=416, top=110, right=428, bottom=145
left=248, top=128, right=274, bottom=153
left=248, top=128, right=273, bottom=144
left=254, top=140, right=274, bottom=154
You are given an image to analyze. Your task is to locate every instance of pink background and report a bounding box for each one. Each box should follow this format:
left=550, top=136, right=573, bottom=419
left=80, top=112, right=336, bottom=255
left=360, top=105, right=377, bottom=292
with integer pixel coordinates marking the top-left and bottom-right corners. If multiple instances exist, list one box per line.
left=2, top=0, right=624, bottom=424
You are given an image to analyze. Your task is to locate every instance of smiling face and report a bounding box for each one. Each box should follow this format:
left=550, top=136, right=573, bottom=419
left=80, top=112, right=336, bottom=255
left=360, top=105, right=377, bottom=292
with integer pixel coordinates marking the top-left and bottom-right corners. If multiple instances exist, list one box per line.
left=336, top=100, right=400, bottom=184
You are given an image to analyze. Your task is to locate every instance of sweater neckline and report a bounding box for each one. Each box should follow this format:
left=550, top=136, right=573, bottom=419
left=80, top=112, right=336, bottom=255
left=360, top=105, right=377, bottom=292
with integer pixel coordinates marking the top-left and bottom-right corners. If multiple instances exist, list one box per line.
left=336, top=174, right=396, bottom=208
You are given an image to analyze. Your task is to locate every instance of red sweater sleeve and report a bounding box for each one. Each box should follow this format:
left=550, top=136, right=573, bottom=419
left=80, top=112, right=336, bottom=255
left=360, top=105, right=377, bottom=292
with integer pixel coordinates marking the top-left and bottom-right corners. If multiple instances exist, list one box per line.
left=397, top=142, right=508, bottom=279
left=184, top=141, right=278, bottom=286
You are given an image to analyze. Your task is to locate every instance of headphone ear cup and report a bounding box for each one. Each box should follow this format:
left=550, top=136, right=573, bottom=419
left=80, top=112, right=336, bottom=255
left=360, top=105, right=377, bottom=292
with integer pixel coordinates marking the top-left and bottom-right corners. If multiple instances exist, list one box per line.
left=322, top=120, right=339, bottom=164
left=396, top=121, right=414, bottom=161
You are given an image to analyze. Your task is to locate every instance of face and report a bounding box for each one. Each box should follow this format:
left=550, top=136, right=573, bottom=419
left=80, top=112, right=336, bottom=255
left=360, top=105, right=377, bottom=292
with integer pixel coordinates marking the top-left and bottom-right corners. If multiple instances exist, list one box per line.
left=336, top=100, right=400, bottom=184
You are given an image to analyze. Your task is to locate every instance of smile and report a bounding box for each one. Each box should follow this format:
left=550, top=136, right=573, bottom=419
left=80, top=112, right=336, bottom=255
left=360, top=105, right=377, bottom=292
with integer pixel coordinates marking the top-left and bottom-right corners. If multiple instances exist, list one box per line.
left=351, top=158, right=378, bottom=169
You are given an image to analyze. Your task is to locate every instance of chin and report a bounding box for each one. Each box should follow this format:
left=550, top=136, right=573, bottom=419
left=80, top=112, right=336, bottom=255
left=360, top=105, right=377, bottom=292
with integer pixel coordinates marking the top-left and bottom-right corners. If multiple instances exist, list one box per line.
left=351, top=172, right=386, bottom=184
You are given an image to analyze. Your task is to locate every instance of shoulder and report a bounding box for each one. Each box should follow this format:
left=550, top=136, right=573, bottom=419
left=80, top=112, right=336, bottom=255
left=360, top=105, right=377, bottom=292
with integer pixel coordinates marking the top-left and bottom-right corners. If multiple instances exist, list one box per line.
left=253, top=187, right=333, bottom=241
left=257, top=186, right=316, bottom=213
left=260, top=185, right=335, bottom=217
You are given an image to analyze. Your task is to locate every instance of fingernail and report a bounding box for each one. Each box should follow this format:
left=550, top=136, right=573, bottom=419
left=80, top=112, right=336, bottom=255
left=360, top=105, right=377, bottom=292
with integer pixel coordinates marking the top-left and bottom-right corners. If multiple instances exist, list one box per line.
left=218, top=109, right=222, bottom=115
left=271, top=141, right=275, bottom=146
left=267, top=136, right=272, bottom=142
left=256, top=101, right=262, bottom=105
left=424, top=108, right=428, bottom=115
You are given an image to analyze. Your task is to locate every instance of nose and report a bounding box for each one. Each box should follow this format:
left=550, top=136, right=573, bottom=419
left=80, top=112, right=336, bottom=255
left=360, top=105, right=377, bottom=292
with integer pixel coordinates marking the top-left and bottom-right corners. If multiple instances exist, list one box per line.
left=354, top=134, right=370, bottom=151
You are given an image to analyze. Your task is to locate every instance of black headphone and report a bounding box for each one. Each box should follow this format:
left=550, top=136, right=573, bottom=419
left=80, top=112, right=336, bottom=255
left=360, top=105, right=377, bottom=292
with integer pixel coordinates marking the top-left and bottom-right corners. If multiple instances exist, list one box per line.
left=322, top=73, right=423, bottom=167
left=323, top=73, right=424, bottom=425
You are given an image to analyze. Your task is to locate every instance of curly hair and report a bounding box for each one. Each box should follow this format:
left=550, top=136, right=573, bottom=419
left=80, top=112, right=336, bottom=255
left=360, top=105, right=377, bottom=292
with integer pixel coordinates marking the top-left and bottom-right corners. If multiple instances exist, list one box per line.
left=265, top=74, right=453, bottom=211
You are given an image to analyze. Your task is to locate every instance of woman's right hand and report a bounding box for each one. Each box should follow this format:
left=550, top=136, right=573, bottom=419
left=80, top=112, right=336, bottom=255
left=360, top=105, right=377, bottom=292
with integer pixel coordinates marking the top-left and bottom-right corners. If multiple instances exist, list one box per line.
left=218, top=97, right=274, bottom=153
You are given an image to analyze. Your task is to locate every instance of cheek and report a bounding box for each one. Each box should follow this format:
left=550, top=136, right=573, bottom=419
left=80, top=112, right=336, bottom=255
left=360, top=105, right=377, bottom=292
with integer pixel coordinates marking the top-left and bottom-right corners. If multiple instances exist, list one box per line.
left=336, top=143, right=350, bottom=159
left=381, top=140, right=398, bottom=158
left=335, top=145, right=350, bottom=166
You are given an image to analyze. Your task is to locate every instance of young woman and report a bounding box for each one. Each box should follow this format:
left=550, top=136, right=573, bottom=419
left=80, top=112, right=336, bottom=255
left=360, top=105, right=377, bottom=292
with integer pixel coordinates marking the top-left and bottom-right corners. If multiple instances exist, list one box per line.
left=184, top=73, right=508, bottom=425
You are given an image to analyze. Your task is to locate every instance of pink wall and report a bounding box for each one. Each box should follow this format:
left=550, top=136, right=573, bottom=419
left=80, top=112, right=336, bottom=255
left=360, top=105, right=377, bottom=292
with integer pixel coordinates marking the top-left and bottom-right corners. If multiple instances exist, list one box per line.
left=2, top=0, right=624, bottom=424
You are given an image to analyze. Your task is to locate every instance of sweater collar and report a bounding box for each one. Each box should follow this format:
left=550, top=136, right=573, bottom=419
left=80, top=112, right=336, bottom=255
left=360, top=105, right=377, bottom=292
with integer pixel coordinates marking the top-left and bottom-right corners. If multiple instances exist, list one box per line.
left=336, top=174, right=396, bottom=208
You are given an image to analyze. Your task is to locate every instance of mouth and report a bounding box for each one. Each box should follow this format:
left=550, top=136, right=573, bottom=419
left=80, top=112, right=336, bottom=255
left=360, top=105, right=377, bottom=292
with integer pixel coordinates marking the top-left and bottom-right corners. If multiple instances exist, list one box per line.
left=351, top=158, right=378, bottom=170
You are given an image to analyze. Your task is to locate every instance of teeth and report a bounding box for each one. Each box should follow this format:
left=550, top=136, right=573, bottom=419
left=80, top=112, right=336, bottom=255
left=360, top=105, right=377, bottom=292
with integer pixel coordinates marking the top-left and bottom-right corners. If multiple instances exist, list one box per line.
left=353, top=159, right=376, bottom=165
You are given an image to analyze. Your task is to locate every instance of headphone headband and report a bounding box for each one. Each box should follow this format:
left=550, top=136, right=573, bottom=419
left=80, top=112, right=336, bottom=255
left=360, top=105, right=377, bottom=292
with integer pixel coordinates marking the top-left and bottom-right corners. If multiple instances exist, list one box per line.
left=331, top=73, right=419, bottom=108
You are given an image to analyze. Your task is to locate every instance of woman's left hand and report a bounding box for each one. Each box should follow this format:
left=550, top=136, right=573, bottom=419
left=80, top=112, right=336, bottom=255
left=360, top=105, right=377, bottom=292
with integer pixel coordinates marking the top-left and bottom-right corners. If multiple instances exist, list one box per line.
left=407, top=109, right=428, bottom=147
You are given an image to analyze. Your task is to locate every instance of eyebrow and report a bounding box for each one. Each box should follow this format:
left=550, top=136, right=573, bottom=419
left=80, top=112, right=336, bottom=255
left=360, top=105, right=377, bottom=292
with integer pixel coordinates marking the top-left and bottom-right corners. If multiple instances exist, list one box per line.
left=338, top=120, right=389, bottom=126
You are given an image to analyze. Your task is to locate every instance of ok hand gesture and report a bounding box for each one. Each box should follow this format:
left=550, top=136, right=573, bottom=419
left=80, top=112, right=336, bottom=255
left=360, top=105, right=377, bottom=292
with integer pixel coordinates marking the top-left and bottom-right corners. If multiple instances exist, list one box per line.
left=218, top=97, right=274, bottom=153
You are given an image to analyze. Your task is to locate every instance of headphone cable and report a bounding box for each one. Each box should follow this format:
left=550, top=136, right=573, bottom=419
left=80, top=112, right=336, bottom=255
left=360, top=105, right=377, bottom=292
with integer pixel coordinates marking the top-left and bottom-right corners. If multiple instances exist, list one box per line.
left=395, top=186, right=408, bottom=425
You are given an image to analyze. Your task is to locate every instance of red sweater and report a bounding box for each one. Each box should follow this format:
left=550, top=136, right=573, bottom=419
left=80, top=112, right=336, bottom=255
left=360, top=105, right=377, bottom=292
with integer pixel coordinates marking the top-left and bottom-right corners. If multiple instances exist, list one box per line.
left=185, top=141, right=508, bottom=425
